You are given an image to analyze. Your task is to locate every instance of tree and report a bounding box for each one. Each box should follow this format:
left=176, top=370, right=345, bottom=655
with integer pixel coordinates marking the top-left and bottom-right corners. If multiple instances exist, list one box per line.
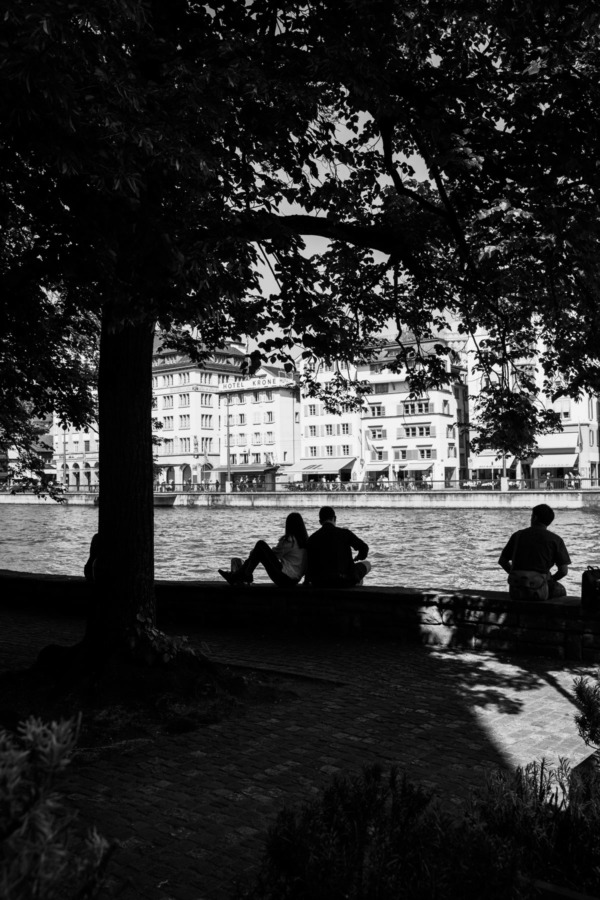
left=3, top=0, right=600, bottom=669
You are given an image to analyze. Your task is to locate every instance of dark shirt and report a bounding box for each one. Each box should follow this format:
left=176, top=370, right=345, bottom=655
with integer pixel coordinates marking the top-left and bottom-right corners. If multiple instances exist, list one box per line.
left=500, top=525, right=571, bottom=574
left=306, top=522, right=368, bottom=587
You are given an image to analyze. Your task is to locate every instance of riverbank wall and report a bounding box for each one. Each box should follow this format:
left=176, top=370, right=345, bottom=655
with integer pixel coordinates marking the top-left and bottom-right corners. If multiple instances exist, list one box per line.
left=2, top=569, right=599, bottom=664
left=2, top=489, right=600, bottom=510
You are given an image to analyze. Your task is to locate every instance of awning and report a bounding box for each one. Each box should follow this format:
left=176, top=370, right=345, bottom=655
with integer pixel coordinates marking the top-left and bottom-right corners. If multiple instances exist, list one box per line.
left=302, top=457, right=355, bottom=475
left=365, top=463, right=390, bottom=472
left=531, top=454, right=579, bottom=469
left=403, top=461, right=434, bottom=471
left=536, top=432, right=579, bottom=451
left=469, top=454, right=515, bottom=470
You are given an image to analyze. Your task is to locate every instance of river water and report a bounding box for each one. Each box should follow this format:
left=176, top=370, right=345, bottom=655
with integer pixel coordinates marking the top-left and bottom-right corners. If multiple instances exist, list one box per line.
left=2, top=504, right=599, bottom=594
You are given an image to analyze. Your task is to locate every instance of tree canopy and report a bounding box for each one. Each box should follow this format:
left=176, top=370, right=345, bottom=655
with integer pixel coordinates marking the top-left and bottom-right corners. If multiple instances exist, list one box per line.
left=3, top=0, right=600, bottom=658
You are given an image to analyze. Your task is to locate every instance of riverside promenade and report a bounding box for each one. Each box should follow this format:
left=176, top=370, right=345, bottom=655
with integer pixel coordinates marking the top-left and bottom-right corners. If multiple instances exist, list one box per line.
left=1, top=595, right=598, bottom=900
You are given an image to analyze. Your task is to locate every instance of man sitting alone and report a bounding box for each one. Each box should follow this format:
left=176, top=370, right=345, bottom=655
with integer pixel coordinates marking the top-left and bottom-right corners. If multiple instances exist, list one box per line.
left=498, top=503, right=571, bottom=599
left=306, top=506, right=372, bottom=588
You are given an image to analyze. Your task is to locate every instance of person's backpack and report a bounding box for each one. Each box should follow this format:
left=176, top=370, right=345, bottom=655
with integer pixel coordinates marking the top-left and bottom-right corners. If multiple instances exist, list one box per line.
left=508, top=570, right=550, bottom=601
left=582, top=566, right=600, bottom=609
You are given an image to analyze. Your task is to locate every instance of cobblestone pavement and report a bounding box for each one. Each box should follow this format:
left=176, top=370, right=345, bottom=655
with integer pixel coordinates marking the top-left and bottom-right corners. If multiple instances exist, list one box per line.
left=1, top=605, right=597, bottom=900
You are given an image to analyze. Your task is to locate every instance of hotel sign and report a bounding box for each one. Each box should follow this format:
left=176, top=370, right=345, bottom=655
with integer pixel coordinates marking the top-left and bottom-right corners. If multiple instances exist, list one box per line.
left=220, top=376, right=294, bottom=391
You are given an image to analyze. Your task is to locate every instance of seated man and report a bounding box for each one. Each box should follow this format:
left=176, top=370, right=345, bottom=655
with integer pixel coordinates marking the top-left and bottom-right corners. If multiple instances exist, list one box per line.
left=498, top=503, right=571, bottom=600
left=306, top=506, right=372, bottom=588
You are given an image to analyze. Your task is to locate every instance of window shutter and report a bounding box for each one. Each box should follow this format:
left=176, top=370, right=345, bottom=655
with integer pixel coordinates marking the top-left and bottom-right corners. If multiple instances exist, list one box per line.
left=381, top=429, right=387, bottom=439
left=430, top=426, right=436, bottom=437
left=407, top=449, right=419, bottom=460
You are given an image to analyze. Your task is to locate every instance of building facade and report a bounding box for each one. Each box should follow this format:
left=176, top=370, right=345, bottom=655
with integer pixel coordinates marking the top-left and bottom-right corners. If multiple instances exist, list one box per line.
left=151, top=342, right=247, bottom=489
left=215, top=366, right=301, bottom=490
left=296, top=337, right=470, bottom=487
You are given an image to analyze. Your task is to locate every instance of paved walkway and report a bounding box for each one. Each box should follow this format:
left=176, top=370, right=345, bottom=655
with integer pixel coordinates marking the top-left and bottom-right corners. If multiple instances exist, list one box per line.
left=1, top=605, right=597, bottom=900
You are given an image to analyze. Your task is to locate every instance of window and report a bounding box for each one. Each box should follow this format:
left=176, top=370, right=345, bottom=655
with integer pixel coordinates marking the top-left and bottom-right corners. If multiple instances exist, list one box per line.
left=179, top=372, right=190, bottom=384
left=199, top=372, right=212, bottom=384
left=325, top=445, right=334, bottom=456
left=163, top=395, right=173, bottom=409
left=252, top=432, right=261, bottom=444
left=201, top=437, right=212, bottom=452
left=325, top=424, right=333, bottom=436
left=374, top=383, right=389, bottom=394
left=164, top=439, right=174, bottom=453
left=252, top=391, right=260, bottom=403
left=265, top=411, right=274, bottom=423
left=554, top=398, right=571, bottom=420
left=448, top=444, right=457, bottom=457
left=201, top=414, right=213, bottom=428
left=180, top=437, right=191, bottom=452
left=309, top=446, right=317, bottom=457
left=442, top=400, right=450, bottom=415
left=240, top=452, right=249, bottom=464
left=394, top=448, right=407, bottom=461
left=419, top=448, right=434, bottom=459
left=84, top=441, right=90, bottom=452
left=446, top=424, right=455, bottom=438
left=163, top=374, right=174, bottom=386
left=252, top=453, right=261, bottom=464
left=238, top=414, right=246, bottom=425
left=179, top=415, right=190, bottom=429
left=164, top=416, right=174, bottom=430
left=369, top=405, right=385, bottom=417
left=179, top=393, right=190, bottom=407
left=200, top=393, right=212, bottom=406
left=308, top=425, right=317, bottom=437
left=342, top=444, right=350, bottom=455
left=265, top=431, right=274, bottom=444
left=342, top=423, right=350, bottom=435
left=370, top=428, right=386, bottom=440
left=591, top=431, right=595, bottom=447
left=238, top=433, right=247, bottom=445
left=265, top=391, right=272, bottom=401
left=403, top=400, right=430, bottom=416
left=253, top=412, right=261, bottom=425
left=308, top=404, right=317, bottom=416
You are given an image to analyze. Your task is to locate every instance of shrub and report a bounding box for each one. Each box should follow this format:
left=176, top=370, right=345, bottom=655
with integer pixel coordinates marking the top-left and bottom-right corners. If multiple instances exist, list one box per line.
left=242, top=761, right=600, bottom=900
left=573, top=672, right=600, bottom=749
left=0, top=717, right=111, bottom=900
left=241, top=765, right=516, bottom=900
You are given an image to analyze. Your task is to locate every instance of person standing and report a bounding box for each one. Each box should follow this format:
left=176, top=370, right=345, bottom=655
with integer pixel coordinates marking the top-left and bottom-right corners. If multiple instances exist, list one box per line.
left=305, top=506, right=372, bottom=588
left=498, top=503, right=571, bottom=599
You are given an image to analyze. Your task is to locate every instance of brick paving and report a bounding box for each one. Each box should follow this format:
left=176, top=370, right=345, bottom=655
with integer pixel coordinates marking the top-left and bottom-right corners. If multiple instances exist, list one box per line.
left=1, top=604, right=598, bottom=900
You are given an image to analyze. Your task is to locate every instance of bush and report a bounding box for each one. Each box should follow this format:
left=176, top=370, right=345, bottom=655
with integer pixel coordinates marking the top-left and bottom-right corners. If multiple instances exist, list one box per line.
left=0, top=717, right=111, bottom=900
left=573, top=672, right=600, bottom=749
left=242, top=762, right=600, bottom=900
left=241, top=765, right=516, bottom=900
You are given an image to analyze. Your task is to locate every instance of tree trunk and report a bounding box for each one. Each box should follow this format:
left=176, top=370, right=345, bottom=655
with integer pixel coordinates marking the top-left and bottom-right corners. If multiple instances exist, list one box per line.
left=90, top=311, right=156, bottom=656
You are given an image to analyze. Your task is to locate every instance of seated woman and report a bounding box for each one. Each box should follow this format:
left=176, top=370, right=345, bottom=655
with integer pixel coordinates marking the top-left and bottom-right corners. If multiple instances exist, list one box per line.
left=218, top=512, right=308, bottom=587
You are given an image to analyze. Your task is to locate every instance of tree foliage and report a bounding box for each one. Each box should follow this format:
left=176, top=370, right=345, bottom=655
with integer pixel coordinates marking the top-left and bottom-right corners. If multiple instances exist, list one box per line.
left=3, top=0, right=600, bottom=656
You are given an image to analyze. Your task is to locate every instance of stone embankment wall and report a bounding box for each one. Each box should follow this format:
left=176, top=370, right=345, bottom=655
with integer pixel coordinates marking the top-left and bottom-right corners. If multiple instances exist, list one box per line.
left=2, top=570, right=599, bottom=663
left=2, top=490, right=599, bottom=510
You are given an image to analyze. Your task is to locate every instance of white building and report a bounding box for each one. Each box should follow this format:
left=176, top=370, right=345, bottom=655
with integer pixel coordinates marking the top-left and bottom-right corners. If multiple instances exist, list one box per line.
left=215, top=365, right=301, bottom=490
left=152, top=342, right=246, bottom=489
left=297, top=337, right=469, bottom=487
left=50, top=420, right=99, bottom=491
left=466, top=342, right=600, bottom=486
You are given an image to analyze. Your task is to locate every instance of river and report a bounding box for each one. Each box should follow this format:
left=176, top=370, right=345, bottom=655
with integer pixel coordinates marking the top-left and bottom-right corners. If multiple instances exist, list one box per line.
left=2, top=504, right=599, bottom=594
